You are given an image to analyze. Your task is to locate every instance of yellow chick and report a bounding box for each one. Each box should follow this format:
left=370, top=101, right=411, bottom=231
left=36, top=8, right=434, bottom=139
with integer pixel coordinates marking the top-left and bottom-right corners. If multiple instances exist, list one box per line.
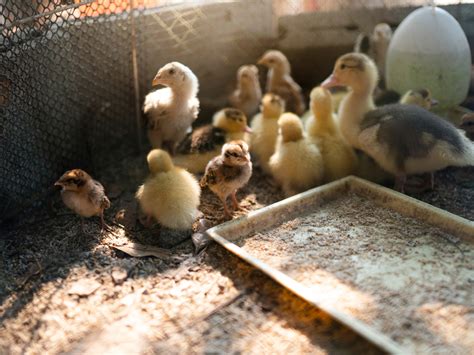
left=55, top=169, right=111, bottom=232
left=258, top=50, right=306, bottom=116
left=212, top=108, right=251, bottom=143
left=229, top=65, right=262, bottom=119
left=143, top=62, right=199, bottom=154
left=269, top=113, right=324, bottom=197
left=306, top=87, right=358, bottom=182
left=173, top=108, right=251, bottom=174
left=136, top=149, right=201, bottom=230
left=400, top=89, right=438, bottom=110
left=250, top=93, right=285, bottom=174
left=200, top=141, right=252, bottom=219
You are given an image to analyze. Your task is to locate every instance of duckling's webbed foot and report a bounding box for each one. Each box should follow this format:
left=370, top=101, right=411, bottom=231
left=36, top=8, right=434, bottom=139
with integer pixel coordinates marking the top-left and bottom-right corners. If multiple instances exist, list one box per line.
left=394, top=174, right=406, bottom=194
left=404, top=173, right=435, bottom=193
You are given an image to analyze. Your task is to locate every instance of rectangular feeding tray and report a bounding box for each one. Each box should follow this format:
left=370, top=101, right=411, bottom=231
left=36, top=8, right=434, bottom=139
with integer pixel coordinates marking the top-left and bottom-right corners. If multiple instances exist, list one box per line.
left=206, top=176, right=474, bottom=354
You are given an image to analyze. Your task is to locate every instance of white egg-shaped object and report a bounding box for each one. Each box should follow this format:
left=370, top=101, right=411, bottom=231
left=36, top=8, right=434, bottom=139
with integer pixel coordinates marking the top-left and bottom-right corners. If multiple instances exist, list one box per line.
left=386, top=6, right=471, bottom=110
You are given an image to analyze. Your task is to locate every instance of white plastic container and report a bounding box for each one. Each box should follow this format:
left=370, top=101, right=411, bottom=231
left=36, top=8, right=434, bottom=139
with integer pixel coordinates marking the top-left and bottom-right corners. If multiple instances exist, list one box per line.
left=386, top=6, right=471, bottom=110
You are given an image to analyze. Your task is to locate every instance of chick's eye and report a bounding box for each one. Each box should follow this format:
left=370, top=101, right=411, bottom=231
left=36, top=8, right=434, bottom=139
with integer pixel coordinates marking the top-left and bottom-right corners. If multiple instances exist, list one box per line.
left=225, top=152, right=231, bottom=157
left=169, top=69, right=175, bottom=75
left=340, top=64, right=347, bottom=70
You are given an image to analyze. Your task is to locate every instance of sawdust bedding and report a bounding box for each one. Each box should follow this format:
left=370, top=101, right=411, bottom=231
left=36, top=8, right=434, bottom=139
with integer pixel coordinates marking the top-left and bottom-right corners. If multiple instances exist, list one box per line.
left=236, top=193, right=474, bottom=353
left=0, top=155, right=380, bottom=355
left=0, top=151, right=472, bottom=354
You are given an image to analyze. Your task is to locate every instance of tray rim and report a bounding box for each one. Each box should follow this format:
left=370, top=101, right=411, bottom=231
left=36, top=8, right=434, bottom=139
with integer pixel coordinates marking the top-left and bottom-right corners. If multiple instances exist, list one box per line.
left=206, top=176, right=474, bottom=354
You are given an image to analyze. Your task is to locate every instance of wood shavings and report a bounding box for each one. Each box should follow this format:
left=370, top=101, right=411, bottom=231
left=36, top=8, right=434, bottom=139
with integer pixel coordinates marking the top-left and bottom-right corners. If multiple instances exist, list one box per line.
left=111, top=243, right=172, bottom=259
left=236, top=193, right=474, bottom=353
left=68, top=279, right=102, bottom=297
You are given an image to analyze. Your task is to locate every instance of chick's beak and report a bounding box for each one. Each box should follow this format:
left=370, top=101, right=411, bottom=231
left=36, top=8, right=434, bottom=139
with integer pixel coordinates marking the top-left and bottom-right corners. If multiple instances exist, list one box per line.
left=430, top=98, right=439, bottom=107
left=152, top=74, right=162, bottom=86
left=244, top=126, right=253, bottom=133
left=54, top=181, right=63, bottom=188
left=321, top=74, right=341, bottom=89
left=257, top=57, right=266, bottom=66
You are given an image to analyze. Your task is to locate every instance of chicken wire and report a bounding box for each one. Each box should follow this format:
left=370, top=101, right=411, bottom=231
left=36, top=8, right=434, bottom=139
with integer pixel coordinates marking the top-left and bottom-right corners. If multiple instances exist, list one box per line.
left=0, top=0, right=470, bottom=225
left=0, top=0, right=275, bottom=224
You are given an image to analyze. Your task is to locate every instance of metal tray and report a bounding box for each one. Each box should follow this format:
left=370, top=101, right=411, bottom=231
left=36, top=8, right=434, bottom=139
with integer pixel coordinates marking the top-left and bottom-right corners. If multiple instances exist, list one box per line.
left=206, top=176, right=474, bottom=354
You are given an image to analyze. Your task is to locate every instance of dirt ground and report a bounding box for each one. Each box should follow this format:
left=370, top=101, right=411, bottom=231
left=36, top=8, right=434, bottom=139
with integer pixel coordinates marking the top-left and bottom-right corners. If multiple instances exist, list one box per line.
left=0, top=153, right=472, bottom=355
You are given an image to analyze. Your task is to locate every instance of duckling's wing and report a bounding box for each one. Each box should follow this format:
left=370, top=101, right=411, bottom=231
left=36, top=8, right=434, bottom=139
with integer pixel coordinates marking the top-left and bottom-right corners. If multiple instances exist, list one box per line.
left=363, top=104, right=465, bottom=169
left=285, top=76, right=303, bottom=95
left=177, top=126, right=226, bottom=154
left=274, top=78, right=305, bottom=114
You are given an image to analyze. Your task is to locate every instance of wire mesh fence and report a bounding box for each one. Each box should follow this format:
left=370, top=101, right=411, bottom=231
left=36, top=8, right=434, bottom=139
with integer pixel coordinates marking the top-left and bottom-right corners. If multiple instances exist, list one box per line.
left=0, top=0, right=472, bottom=225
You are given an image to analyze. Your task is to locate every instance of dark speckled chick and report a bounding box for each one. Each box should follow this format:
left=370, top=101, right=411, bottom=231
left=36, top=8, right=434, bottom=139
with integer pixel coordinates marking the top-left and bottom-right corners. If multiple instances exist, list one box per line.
left=200, top=140, right=252, bottom=219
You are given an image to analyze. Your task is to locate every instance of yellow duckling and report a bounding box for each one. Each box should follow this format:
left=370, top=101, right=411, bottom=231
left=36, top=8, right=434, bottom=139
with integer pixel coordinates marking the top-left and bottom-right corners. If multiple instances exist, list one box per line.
left=400, top=88, right=438, bottom=110
left=173, top=108, right=251, bottom=174
left=306, top=87, right=358, bottom=182
left=136, top=149, right=201, bottom=230
left=250, top=93, right=285, bottom=173
left=269, top=113, right=324, bottom=197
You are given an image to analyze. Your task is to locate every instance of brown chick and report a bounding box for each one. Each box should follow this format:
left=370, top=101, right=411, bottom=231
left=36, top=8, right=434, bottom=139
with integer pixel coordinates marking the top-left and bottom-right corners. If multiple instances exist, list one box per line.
left=200, top=140, right=252, bottom=219
left=55, top=169, right=110, bottom=232
left=229, top=65, right=262, bottom=119
left=258, top=50, right=306, bottom=116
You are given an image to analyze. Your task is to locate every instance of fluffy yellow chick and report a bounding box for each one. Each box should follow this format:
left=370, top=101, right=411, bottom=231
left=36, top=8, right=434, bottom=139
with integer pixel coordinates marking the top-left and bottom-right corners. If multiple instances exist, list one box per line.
left=269, top=113, right=324, bottom=197
left=212, top=108, right=251, bottom=143
left=55, top=169, right=111, bottom=232
left=258, top=50, right=306, bottom=116
left=200, top=141, right=252, bottom=219
left=143, top=62, right=199, bottom=154
left=173, top=108, right=251, bottom=174
left=136, top=149, right=201, bottom=230
left=306, top=87, right=358, bottom=182
left=250, top=93, right=285, bottom=174
left=229, top=65, right=262, bottom=119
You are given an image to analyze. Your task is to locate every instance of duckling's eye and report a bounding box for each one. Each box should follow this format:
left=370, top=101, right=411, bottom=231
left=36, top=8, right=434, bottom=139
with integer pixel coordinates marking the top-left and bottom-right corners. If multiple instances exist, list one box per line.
left=225, top=152, right=231, bottom=158
left=268, top=59, right=274, bottom=63
left=340, top=64, right=347, bottom=70
left=169, top=69, right=175, bottom=75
